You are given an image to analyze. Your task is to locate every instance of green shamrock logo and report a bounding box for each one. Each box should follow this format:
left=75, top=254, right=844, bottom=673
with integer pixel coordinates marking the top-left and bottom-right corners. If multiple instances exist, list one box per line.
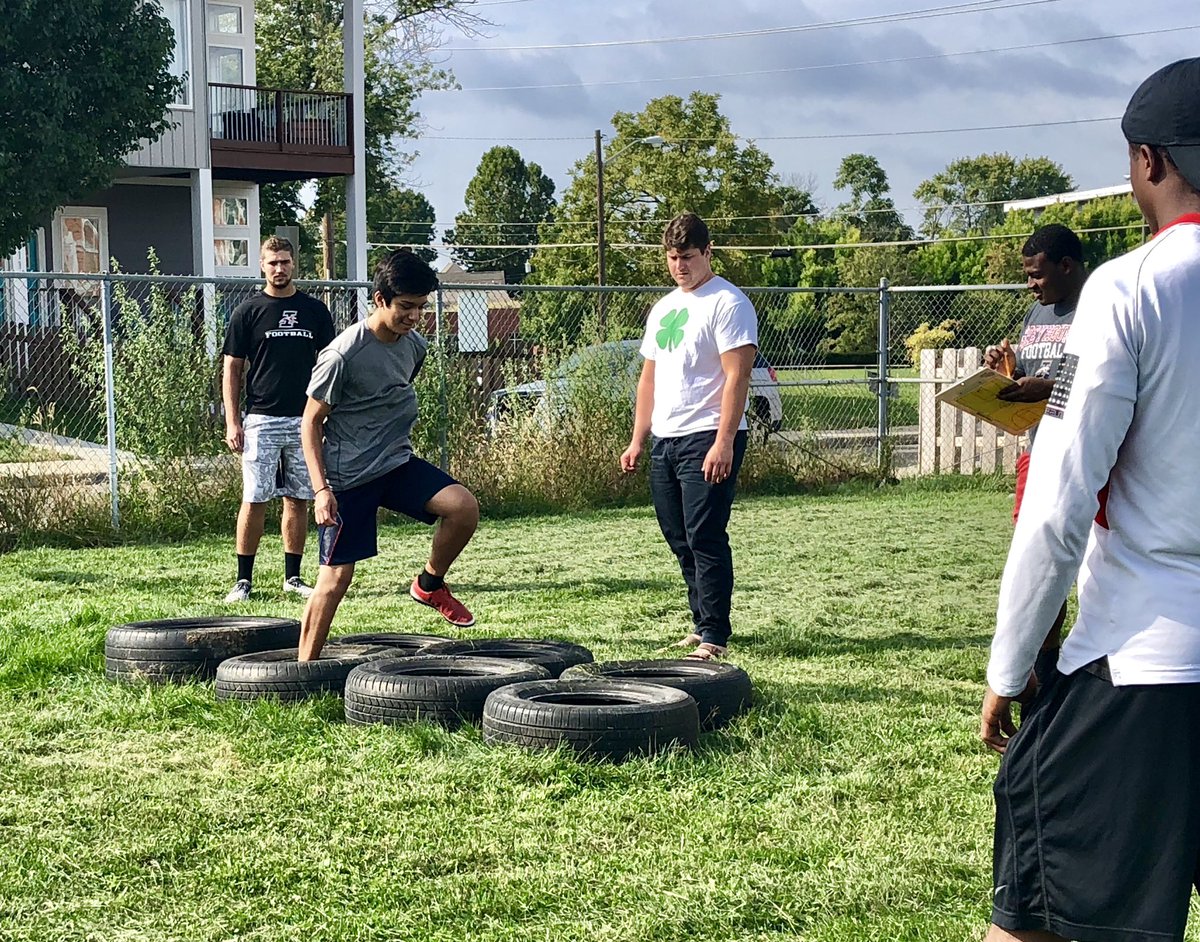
left=656, top=307, right=689, bottom=352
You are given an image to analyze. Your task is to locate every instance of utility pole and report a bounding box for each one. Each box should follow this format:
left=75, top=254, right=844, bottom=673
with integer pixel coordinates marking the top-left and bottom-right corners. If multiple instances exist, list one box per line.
left=595, top=129, right=606, bottom=289
left=321, top=212, right=334, bottom=281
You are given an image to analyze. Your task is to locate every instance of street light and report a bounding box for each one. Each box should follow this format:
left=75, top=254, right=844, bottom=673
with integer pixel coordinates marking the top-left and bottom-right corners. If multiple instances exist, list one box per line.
left=595, top=130, right=665, bottom=289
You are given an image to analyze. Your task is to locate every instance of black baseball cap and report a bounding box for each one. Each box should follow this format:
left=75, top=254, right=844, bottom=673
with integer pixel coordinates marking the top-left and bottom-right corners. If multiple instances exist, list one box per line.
left=1122, top=57, right=1200, bottom=191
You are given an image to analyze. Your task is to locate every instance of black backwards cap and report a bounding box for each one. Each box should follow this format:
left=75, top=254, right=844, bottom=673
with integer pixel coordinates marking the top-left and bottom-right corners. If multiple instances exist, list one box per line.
left=1122, top=57, right=1200, bottom=192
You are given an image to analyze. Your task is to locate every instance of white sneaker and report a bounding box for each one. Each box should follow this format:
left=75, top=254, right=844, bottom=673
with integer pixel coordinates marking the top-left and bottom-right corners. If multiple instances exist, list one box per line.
left=283, top=576, right=315, bottom=599
left=224, top=579, right=252, bottom=603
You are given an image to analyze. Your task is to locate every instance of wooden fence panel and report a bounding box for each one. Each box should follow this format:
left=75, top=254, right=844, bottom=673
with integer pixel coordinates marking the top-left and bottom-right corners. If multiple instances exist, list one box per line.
left=917, top=346, right=1023, bottom=475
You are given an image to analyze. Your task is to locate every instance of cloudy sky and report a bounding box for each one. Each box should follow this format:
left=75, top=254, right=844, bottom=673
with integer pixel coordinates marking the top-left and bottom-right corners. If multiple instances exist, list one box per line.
left=396, top=0, right=1198, bottom=257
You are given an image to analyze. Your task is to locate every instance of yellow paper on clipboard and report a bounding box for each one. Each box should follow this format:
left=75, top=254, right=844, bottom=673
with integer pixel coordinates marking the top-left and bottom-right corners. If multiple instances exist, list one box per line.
left=933, top=367, right=1047, bottom=436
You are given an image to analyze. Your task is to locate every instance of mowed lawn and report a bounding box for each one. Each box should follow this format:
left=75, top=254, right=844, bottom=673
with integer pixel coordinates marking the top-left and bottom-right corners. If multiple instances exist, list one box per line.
left=775, top=368, right=920, bottom=432
left=5, top=483, right=1197, bottom=941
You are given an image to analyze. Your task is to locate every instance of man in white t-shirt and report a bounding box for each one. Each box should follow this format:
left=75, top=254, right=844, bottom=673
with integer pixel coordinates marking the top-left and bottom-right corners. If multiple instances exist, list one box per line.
left=620, top=213, right=758, bottom=660
left=981, top=58, right=1200, bottom=942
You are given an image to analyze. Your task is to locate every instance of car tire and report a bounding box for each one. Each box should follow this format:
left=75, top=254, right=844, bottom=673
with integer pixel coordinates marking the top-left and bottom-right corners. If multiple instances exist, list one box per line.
left=329, top=632, right=450, bottom=654
left=214, top=645, right=396, bottom=702
left=482, top=679, right=700, bottom=760
left=421, top=638, right=594, bottom=678
left=344, top=656, right=551, bottom=727
left=560, top=659, right=752, bottom=729
left=105, top=617, right=301, bottom=684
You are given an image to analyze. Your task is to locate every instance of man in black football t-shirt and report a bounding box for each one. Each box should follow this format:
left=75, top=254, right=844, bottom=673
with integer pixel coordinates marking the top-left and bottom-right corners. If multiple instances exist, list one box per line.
left=220, top=236, right=335, bottom=602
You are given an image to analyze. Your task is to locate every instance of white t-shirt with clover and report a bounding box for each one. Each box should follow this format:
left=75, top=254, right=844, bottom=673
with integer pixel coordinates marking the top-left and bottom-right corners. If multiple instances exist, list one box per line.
left=639, top=275, right=759, bottom=438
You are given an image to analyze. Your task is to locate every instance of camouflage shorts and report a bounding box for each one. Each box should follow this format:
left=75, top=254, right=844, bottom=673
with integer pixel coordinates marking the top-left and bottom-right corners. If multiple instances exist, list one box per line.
left=241, top=414, right=314, bottom=503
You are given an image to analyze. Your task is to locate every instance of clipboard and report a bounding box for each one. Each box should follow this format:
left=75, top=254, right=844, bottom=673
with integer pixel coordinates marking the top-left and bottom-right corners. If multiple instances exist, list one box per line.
left=933, top=367, right=1046, bottom=436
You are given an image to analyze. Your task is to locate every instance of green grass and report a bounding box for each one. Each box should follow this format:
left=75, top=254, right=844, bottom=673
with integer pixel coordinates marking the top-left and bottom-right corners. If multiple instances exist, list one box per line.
left=777, top=368, right=919, bottom=431
left=4, top=481, right=1196, bottom=940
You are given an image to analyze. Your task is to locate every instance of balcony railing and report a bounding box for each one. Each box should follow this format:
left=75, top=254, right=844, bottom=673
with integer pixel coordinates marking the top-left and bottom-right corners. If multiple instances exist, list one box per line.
left=209, top=83, right=352, bottom=156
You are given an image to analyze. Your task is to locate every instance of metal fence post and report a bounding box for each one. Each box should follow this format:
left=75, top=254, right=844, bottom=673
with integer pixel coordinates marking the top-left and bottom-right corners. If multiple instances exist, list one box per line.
left=876, top=277, right=891, bottom=473
left=101, top=277, right=120, bottom=530
left=435, top=285, right=449, bottom=472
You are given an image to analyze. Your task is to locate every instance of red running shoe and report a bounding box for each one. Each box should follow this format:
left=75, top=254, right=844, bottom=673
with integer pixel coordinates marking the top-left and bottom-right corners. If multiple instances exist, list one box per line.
left=409, top=577, right=476, bottom=627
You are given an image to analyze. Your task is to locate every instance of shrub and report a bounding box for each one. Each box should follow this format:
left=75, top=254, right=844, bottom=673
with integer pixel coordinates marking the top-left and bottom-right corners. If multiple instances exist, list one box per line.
left=904, top=319, right=960, bottom=366
left=55, top=255, right=236, bottom=541
left=65, top=256, right=223, bottom=458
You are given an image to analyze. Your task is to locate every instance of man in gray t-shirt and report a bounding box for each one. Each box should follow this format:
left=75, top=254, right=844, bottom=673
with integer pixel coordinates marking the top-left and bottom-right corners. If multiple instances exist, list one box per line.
left=297, top=251, right=481, bottom=660
left=982, top=223, right=1086, bottom=685
left=307, top=319, right=427, bottom=491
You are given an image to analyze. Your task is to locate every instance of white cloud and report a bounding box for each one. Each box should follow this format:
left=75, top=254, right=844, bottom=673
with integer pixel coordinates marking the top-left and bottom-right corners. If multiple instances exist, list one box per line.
left=396, top=0, right=1198, bottom=258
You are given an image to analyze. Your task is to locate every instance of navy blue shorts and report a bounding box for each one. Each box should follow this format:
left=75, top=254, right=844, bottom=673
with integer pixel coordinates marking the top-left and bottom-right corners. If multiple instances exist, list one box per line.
left=992, top=659, right=1200, bottom=941
left=318, top=458, right=459, bottom=566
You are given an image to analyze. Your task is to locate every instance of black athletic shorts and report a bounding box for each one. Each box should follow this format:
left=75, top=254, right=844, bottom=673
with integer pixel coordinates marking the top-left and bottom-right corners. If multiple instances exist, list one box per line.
left=992, top=658, right=1200, bottom=941
left=318, top=457, right=458, bottom=567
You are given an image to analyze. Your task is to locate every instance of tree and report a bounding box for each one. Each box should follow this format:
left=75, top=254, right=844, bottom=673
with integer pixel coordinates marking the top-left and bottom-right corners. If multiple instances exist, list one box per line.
left=832, top=153, right=912, bottom=243
left=445, top=146, right=556, bottom=284
left=0, top=0, right=181, bottom=256
left=254, top=0, right=466, bottom=274
left=914, top=153, right=1073, bottom=236
left=531, top=92, right=786, bottom=296
left=370, top=186, right=437, bottom=266
left=821, top=244, right=919, bottom=355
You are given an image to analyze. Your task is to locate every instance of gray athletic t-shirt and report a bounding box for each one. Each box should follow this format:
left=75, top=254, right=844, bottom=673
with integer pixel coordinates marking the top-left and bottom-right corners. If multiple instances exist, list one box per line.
left=1015, top=297, right=1076, bottom=447
left=306, top=321, right=428, bottom=491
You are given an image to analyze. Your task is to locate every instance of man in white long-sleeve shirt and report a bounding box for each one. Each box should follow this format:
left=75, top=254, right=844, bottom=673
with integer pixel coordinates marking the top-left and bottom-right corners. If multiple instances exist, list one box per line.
left=982, top=58, right=1200, bottom=942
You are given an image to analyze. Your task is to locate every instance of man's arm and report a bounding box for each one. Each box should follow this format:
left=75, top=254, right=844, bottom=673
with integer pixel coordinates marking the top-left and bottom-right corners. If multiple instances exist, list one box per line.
left=997, top=376, right=1055, bottom=403
left=702, top=345, right=756, bottom=483
left=982, top=277, right=1137, bottom=751
left=222, top=355, right=246, bottom=452
left=620, top=359, right=655, bottom=473
left=301, top=396, right=336, bottom=525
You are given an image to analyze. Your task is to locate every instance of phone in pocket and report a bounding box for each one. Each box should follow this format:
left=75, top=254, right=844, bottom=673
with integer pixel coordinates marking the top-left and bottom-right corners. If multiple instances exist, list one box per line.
left=318, top=512, right=343, bottom=565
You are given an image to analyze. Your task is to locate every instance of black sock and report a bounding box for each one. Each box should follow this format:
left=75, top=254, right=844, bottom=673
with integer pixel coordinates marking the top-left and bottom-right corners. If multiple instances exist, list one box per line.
left=418, top=570, right=444, bottom=593
left=284, top=553, right=302, bottom=581
left=237, top=554, right=255, bottom=583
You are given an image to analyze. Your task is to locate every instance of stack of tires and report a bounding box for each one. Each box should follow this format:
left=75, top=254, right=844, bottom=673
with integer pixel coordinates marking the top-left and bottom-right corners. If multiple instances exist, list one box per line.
left=103, top=619, right=753, bottom=761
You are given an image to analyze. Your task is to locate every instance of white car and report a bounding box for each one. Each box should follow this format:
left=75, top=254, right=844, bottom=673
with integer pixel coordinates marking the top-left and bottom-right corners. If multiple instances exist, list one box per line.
left=487, top=340, right=784, bottom=437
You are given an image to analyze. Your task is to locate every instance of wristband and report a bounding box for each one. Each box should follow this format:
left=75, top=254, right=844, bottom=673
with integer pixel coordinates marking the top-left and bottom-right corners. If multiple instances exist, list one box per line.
left=314, top=485, right=331, bottom=496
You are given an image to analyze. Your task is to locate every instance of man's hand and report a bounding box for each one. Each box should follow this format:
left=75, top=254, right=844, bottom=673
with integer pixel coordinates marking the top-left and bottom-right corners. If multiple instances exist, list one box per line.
left=702, top=438, right=734, bottom=484
left=224, top=421, right=244, bottom=453
left=619, top=440, right=642, bottom=473
left=983, top=339, right=1017, bottom=377
left=980, top=675, right=1038, bottom=754
left=314, top=489, right=338, bottom=526
left=998, top=376, right=1055, bottom=403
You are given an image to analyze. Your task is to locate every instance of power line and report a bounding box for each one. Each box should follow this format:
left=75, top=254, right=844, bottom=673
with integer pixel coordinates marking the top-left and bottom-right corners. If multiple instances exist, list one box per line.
left=370, top=189, right=1135, bottom=229
left=419, top=115, right=1119, bottom=143
left=367, top=223, right=1145, bottom=253
left=445, top=0, right=1059, bottom=51
left=443, top=24, right=1197, bottom=92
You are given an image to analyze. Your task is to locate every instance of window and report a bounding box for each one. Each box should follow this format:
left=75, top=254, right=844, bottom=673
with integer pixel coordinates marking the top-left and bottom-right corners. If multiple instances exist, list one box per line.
left=161, top=0, right=191, bottom=107
left=214, top=239, right=249, bottom=268
left=213, top=196, right=248, bottom=227
left=208, top=47, right=243, bottom=85
left=207, top=3, right=241, bottom=34
left=54, top=208, right=108, bottom=302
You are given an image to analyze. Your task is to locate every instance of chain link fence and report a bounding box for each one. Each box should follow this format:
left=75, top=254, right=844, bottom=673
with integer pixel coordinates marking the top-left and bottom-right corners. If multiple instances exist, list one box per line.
left=0, top=271, right=1031, bottom=543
